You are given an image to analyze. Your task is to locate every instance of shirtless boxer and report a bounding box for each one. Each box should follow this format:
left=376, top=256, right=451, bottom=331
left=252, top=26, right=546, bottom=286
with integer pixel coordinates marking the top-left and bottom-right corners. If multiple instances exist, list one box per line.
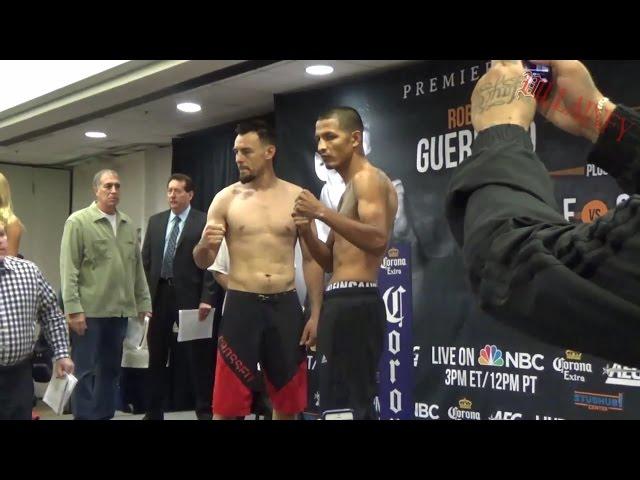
left=293, top=107, right=398, bottom=420
left=193, top=119, right=323, bottom=420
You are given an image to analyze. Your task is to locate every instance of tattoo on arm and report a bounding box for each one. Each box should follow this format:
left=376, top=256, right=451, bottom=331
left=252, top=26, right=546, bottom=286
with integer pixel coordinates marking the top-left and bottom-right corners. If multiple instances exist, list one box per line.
left=475, top=75, right=523, bottom=112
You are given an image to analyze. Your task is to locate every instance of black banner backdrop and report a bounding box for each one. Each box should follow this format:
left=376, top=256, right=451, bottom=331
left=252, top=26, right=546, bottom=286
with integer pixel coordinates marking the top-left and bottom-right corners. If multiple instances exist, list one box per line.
left=275, top=60, right=640, bottom=420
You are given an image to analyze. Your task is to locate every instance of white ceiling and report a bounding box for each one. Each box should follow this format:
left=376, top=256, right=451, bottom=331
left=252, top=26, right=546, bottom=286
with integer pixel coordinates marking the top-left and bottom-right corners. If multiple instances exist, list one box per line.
left=0, top=60, right=418, bottom=166
left=0, top=60, right=130, bottom=112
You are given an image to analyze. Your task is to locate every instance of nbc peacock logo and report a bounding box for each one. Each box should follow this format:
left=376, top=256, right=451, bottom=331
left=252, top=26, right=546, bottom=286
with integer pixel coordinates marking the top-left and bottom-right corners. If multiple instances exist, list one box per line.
left=478, top=345, right=504, bottom=367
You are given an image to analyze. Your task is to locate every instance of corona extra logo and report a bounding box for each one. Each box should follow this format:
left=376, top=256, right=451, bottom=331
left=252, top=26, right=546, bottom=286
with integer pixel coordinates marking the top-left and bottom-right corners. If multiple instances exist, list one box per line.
left=565, top=350, right=582, bottom=361
left=388, top=247, right=399, bottom=258
left=448, top=398, right=480, bottom=420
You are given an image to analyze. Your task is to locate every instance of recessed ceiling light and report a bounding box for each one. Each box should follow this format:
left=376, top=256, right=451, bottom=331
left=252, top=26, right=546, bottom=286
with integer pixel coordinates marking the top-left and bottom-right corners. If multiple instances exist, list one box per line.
left=85, top=131, right=107, bottom=138
left=177, top=102, right=202, bottom=113
left=306, top=65, right=334, bottom=76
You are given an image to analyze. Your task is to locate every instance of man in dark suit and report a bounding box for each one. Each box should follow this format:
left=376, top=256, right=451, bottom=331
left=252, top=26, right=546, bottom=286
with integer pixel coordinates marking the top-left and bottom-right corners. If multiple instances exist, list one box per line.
left=142, top=173, right=219, bottom=420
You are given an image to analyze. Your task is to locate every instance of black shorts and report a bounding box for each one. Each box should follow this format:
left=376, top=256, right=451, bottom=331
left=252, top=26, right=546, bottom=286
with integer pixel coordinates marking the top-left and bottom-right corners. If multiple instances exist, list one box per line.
left=317, top=283, right=386, bottom=420
left=213, top=289, right=307, bottom=417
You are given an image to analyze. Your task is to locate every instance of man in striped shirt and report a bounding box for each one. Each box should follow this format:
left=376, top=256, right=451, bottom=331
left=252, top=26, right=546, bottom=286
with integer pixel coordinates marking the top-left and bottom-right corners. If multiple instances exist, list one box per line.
left=0, top=220, right=74, bottom=420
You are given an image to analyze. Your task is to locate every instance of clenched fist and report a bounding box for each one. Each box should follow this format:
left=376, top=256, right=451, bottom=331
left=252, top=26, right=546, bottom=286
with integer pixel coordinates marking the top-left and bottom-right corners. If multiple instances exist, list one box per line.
left=201, top=223, right=225, bottom=249
left=294, top=190, right=325, bottom=219
left=292, top=213, right=311, bottom=235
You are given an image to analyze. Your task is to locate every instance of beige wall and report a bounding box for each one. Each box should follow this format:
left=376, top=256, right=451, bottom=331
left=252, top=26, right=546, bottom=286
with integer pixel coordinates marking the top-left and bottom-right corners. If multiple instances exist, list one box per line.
left=0, top=164, right=71, bottom=291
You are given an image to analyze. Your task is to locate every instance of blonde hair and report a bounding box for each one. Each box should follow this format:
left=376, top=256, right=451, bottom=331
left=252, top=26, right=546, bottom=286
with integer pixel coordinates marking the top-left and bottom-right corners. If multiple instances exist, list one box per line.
left=0, top=172, right=22, bottom=227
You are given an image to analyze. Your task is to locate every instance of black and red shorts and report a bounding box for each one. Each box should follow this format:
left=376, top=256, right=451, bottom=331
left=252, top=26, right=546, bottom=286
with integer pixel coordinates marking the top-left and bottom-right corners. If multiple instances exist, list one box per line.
left=213, top=289, right=307, bottom=417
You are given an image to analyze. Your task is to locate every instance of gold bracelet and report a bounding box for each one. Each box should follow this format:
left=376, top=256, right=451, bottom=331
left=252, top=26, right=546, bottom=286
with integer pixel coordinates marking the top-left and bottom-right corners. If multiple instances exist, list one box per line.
left=596, top=96, right=609, bottom=132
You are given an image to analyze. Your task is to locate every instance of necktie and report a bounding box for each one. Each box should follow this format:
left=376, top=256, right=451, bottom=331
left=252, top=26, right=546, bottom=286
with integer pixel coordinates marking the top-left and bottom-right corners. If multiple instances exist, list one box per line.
left=161, top=216, right=181, bottom=279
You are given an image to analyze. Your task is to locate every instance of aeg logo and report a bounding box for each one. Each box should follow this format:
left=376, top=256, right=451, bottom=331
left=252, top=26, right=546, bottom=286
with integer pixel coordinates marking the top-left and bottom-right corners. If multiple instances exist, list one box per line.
left=489, top=410, right=522, bottom=420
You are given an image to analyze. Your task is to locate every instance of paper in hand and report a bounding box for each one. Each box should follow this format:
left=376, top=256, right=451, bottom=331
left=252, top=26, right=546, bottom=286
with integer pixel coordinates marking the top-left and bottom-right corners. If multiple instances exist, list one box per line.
left=43, top=372, right=78, bottom=415
left=178, top=309, right=214, bottom=342
left=124, top=316, right=149, bottom=350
